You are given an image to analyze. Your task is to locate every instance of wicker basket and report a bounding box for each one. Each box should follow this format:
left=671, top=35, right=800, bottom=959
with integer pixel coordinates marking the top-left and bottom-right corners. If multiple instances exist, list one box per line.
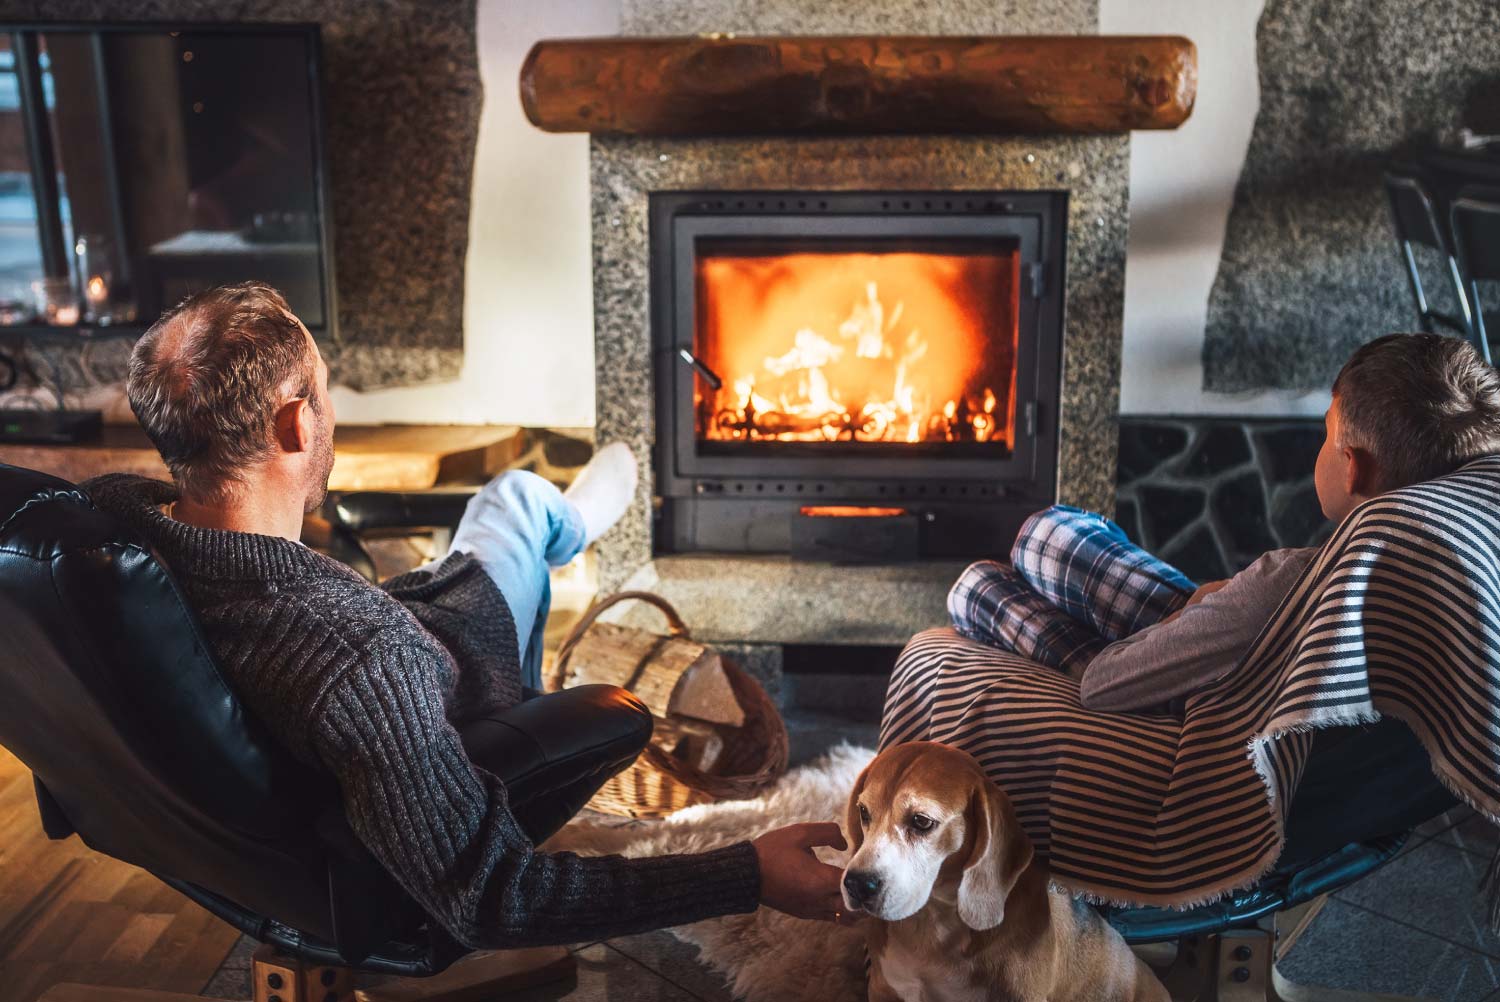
left=550, top=591, right=789, bottom=819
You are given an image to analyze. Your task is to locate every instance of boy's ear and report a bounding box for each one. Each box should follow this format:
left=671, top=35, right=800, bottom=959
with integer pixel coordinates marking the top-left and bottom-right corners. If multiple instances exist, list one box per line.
left=1342, top=444, right=1379, bottom=498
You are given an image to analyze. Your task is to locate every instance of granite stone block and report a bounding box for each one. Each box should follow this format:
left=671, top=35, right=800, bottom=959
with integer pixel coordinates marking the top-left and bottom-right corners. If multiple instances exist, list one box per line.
left=609, top=554, right=967, bottom=646
left=1202, top=0, right=1500, bottom=392
left=620, top=0, right=1097, bottom=36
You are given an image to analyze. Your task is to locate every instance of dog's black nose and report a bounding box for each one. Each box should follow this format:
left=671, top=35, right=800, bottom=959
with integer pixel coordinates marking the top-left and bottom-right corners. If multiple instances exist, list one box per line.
left=844, top=871, right=882, bottom=903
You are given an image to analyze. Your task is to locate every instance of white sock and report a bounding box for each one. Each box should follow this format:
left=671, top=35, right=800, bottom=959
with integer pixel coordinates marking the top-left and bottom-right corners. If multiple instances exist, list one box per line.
left=564, top=442, right=639, bottom=545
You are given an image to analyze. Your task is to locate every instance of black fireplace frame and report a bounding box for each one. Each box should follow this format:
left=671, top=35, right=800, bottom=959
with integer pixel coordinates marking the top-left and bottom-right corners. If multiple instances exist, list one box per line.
left=650, top=190, right=1067, bottom=557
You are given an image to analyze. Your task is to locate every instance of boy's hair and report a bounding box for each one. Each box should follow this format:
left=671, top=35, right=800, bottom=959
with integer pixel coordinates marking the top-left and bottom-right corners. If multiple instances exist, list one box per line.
left=127, top=282, right=316, bottom=501
left=1332, top=332, right=1500, bottom=492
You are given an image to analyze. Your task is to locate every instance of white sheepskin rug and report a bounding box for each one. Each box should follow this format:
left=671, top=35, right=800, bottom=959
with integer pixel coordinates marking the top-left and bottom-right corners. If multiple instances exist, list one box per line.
left=542, top=743, right=875, bottom=1002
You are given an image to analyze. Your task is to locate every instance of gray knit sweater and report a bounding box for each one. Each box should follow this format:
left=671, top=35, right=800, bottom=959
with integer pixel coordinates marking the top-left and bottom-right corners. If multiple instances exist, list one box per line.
left=84, top=474, right=760, bottom=948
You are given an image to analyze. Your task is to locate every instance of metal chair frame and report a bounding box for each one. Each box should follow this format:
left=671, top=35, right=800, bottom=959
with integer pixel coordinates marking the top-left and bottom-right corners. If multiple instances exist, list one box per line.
left=1383, top=172, right=1482, bottom=360
left=1451, top=187, right=1500, bottom=363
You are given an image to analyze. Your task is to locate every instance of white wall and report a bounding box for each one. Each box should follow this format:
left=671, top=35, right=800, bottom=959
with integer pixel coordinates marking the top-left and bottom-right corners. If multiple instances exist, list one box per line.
left=334, top=0, right=1321, bottom=426
left=329, top=0, right=618, bottom=427
left=1103, top=0, right=1329, bottom=417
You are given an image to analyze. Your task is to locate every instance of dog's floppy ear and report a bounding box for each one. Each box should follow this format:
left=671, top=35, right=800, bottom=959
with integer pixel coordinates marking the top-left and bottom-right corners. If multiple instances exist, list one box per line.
left=956, top=779, right=1034, bottom=931
left=845, top=760, right=873, bottom=852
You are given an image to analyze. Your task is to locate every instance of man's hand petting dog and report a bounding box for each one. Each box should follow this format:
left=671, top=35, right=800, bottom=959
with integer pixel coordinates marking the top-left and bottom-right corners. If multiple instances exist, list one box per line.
left=753, top=822, right=861, bottom=925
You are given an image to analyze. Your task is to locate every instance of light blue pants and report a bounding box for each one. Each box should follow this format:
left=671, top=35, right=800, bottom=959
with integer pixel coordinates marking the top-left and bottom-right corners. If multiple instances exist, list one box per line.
left=446, top=470, right=587, bottom=689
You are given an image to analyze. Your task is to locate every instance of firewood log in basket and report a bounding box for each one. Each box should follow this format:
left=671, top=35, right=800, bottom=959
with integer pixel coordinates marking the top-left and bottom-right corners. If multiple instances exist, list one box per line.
left=548, top=591, right=790, bottom=818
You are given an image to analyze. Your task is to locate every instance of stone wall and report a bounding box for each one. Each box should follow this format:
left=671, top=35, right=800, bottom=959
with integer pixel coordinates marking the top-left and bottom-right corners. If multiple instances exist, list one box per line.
left=1115, top=415, right=1328, bottom=581
left=1201, top=0, right=1500, bottom=392
left=0, top=0, right=480, bottom=407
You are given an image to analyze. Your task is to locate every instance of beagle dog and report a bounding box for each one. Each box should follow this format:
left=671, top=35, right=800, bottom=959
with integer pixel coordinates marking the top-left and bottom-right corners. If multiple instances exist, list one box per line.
left=842, top=742, right=1168, bottom=1002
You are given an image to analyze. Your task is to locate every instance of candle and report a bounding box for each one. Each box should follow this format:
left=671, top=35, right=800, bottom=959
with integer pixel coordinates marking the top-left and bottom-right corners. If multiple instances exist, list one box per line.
left=86, top=275, right=108, bottom=307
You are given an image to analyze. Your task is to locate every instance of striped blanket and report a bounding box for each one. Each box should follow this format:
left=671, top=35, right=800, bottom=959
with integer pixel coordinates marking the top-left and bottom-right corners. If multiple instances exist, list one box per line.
left=882, top=455, right=1500, bottom=908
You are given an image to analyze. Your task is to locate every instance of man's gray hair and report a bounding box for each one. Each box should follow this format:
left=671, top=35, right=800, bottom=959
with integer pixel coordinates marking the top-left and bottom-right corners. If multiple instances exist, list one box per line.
left=127, top=282, right=316, bottom=501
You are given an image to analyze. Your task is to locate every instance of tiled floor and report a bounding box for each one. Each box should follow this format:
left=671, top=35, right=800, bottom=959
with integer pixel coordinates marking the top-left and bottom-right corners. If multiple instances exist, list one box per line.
left=199, top=721, right=1500, bottom=1002
left=1279, top=806, right=1500, bottom=1002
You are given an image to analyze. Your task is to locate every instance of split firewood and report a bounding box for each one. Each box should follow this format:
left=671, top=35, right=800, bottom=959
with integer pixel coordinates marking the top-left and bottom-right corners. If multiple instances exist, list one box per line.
left=557, top=621, right=746, bottom=727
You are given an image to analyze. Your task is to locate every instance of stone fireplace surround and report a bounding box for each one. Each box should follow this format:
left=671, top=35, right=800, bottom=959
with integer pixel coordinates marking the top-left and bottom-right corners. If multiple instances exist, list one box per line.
left=584, top=1, right=1144, bottom=656
left=593, top=133, right=1129, bottom=646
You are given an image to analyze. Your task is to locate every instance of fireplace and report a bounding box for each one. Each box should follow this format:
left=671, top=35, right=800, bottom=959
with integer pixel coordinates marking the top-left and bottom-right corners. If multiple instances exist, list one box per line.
left=651, top=191, right=1066, bottom=557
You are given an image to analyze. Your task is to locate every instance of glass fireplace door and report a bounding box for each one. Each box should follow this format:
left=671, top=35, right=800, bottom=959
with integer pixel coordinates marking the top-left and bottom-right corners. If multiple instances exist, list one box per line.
left=694, top=240, right=1021, bottom=455
left=650, top=192, right=1065, bottom=556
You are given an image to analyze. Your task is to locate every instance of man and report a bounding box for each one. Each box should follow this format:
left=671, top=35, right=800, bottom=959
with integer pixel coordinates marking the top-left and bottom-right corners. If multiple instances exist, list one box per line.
left=86, top=282, right=848, bottom=949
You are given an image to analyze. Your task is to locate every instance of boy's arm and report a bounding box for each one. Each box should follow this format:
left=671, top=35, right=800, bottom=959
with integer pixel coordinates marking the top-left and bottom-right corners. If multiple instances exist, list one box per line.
left=1079, top=548, right=1316, bottom=713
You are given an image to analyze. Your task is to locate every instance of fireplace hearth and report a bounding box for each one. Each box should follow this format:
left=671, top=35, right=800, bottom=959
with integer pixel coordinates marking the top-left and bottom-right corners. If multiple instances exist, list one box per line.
left=652, top=191, right=1065, bottom=557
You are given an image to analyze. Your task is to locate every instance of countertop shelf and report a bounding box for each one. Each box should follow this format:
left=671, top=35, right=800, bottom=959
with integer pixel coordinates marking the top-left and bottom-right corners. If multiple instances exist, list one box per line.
left=0, top=423, right=526, bottom=491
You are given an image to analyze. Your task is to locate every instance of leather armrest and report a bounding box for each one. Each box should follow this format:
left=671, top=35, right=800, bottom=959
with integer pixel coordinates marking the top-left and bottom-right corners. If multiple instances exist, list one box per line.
left=458, top=685, right=653, bottom=844
left=458, top=685, right=653, bottom=807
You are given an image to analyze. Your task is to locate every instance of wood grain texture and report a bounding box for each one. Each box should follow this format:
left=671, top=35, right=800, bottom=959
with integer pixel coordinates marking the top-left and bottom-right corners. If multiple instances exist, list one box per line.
left=521, top=35, right=1197, bottom=136
left=0, top=746, right=237, bottom=1002
left=0, top=424, right=524, bottom=492
left=39, top=986, right=206, bottom=1002
left=357, top=947, right=574, bottom=1002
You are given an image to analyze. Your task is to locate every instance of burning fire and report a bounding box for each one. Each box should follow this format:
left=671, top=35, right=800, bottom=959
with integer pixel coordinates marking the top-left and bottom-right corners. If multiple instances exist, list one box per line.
left=694, top=250, right=1017, bottom=446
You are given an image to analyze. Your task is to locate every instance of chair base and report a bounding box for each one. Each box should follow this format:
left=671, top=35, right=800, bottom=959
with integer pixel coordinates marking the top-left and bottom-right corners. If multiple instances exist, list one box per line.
left=36, top=945, right=575, bottom=1002
left=1157, top=919, right=1430, bottom=1002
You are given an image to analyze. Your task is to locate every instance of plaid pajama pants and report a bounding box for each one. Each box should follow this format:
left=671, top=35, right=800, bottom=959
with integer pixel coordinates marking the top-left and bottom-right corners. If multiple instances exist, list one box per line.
left=946, top=505, right=1197, bottom=677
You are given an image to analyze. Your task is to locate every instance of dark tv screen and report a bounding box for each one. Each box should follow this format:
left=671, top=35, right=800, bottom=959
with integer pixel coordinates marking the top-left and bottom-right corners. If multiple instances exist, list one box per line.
left=0, top=24, right=334, bottom=335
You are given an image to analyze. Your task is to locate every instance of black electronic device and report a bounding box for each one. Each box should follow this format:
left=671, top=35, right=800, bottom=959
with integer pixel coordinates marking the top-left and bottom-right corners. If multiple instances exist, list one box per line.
left=0, top=408, right=102, bottom=444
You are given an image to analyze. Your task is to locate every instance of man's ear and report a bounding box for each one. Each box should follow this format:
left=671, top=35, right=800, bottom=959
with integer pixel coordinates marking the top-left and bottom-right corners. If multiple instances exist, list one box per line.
left=845, top=762, right=872, bottom=853
left=273, top=396, right=313, bottom=455
left=956, top=781, right=1033, bottom=931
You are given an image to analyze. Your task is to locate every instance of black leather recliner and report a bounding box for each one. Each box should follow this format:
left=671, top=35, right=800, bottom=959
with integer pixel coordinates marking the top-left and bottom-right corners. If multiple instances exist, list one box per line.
left=0, top=462, right=651, bottom=976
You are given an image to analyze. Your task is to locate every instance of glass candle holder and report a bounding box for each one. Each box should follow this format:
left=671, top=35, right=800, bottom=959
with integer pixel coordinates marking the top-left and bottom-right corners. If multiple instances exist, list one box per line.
left=73, top=234, right=136, bottom=325
left=33, top=277, right=79, bottom=326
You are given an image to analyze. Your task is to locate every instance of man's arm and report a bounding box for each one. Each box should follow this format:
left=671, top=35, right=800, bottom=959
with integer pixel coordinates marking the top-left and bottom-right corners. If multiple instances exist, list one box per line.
left=314, top=642, right=844, bottom=947
left=382, top=552, right=525, bottom=715
left=1078, top=549, right=1315, bottom=713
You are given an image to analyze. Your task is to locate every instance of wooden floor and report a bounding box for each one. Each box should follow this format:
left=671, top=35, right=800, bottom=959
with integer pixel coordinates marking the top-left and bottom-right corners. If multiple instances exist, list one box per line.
left=0, top=746, right=238, bottom=1002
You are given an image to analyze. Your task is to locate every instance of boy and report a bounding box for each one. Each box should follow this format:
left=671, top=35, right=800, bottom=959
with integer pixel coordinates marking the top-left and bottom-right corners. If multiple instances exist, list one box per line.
left=950, top=333, right=1500, bottom=713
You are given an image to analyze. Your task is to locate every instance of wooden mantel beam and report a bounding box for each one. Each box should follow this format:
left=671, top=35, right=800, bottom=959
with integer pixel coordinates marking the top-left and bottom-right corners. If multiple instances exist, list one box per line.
left=520, top=35, right=1196, bottom=137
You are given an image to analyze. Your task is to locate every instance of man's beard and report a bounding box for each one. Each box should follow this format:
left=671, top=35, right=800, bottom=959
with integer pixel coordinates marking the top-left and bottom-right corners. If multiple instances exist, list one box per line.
left=303, top=411, right=336, bottom=514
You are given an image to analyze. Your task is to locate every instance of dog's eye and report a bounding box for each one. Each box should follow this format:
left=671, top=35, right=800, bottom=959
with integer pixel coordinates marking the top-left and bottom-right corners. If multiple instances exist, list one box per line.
left=909, top=813, right=935, bottom=833
left=858, top=803, right=870, bottom=825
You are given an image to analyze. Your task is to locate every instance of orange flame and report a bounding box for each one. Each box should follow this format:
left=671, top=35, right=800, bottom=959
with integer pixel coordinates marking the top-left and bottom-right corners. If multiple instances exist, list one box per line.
left=694, top=250, right=1019, bottom=446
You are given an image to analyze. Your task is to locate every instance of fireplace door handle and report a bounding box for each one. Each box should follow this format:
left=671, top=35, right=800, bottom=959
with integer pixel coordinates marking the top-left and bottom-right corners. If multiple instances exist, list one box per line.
left=677, top=349, right=724, bottom=390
